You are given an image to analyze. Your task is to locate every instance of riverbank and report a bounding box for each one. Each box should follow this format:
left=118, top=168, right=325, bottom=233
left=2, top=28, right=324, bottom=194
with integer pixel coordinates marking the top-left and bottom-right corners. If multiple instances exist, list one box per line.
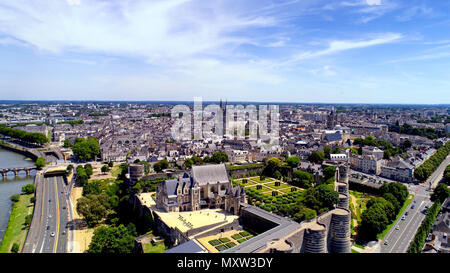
left=0, top=193, right=34, bottom=253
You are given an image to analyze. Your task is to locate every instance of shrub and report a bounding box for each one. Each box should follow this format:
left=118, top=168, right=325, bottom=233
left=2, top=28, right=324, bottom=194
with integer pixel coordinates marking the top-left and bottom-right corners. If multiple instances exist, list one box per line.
left=10, top=194, right=20, bottom=203
left=11, top=242, right=19, bottom=253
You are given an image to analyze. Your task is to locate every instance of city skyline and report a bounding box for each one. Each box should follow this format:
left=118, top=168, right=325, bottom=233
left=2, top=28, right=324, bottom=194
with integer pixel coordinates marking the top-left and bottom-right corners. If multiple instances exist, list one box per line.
left=1, top=0, right=450, bottom=104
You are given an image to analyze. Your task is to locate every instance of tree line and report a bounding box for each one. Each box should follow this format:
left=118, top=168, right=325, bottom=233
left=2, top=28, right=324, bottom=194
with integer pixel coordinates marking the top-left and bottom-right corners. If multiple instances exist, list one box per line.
left=0, top=124, right=49, bottom=145
left=414, top=141, right=450, bottom=182
left=358, top=182, right=409, bottom=240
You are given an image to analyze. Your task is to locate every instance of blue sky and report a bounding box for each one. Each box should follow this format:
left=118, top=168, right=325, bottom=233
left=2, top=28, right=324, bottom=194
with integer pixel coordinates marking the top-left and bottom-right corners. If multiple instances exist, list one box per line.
left=0, top=0, right=450, bottom=104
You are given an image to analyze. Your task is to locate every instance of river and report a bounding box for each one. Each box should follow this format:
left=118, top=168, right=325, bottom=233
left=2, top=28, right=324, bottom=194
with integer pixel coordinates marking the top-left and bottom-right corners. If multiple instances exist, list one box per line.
left=0, top=148, right=35, bottom=245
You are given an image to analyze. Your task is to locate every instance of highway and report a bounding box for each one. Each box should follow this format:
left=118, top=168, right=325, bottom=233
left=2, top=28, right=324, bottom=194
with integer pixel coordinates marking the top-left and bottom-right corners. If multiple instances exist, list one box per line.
left=23, top=174, right=69, bottom=253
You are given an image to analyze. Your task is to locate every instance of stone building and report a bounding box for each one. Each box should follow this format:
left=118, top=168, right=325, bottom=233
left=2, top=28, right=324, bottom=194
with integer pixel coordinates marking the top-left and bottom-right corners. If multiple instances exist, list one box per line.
left=156, top=164, right=245, bottom=215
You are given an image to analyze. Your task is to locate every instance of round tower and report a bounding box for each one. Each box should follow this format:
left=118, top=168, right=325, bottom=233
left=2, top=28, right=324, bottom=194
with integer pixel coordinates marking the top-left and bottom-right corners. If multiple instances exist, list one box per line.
left=329, top=208, right=351, bottom=253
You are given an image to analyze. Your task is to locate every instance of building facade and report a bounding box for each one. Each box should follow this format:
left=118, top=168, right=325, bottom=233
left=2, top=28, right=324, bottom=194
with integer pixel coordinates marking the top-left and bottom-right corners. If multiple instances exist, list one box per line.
left=156, top=164, right=245, bottom=215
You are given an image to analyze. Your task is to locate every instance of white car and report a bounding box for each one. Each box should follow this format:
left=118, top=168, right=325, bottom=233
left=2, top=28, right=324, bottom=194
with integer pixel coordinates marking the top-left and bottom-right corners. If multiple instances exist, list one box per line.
left=401, top=215, right=406, bottom=220
left=395, top=225, right=400, bottom=230
left=50, top=232, right=55, bottom=237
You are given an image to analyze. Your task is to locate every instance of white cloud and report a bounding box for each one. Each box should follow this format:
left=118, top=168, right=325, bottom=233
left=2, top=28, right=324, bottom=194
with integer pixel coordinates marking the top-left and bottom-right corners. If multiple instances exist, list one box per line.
left=66, top=0, right=81, bottom=6
left=285, top=33, right=402, bottom=64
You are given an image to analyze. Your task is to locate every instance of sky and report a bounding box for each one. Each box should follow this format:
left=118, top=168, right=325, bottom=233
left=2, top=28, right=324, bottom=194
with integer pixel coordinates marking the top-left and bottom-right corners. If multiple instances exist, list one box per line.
left=0, top=0, right=450, bottom=104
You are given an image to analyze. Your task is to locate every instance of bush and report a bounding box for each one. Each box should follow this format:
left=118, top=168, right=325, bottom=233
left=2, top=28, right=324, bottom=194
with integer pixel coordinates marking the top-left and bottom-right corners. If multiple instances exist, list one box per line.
left=10, top=194, right=20, bottom=203
left=10, top=243, right=19, bottom=253
left=22, top=184, right=35, bottom=194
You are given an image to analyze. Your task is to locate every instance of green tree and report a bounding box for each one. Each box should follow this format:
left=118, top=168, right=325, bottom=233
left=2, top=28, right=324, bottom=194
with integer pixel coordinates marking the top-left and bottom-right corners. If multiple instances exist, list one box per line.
left=10, top=194, right=20, bottom=203
left=323, top=145, right=331, bottom=159
left=88, top=224, right=135, bottom=253
left=360, top=204, right=389, bottom=240
left=22, top=184, right=35, bottom=194
left=10, top=242, right=19, bottom=253
left=76, top=194, right=107, bottom=227
left=286, top=156, right=300, bottom=168
left=292, top=170, right=314, bottom=188
left=380, top=182, right=408, bottom=205
left=184, top=158, right=194, bottom=168
left=84, top=164, right=93, bottom=177
left=63, top=139, right=72, bottom=148
left=101, top=165, right=110, bottom=174
left=431, top=183, right=450, bottom=203
left=332, top=146, right=341, bottom=154
left=322, top=166, right=336, bottom=181
left=108, top=161, right=114, bottom=168
left=35, top=157, right=46, bottom=169
left=153, top=159, right=169, bottom=172
left=24, top=214, right=33, bottom=227
left=308, top=151, right=325, bottom=164
left=211, top=152, right=229, bottom=163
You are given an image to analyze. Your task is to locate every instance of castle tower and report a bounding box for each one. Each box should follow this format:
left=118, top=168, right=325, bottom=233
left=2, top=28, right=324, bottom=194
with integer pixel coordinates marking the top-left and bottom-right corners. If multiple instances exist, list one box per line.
left=329, top=209, right=351, bottom=253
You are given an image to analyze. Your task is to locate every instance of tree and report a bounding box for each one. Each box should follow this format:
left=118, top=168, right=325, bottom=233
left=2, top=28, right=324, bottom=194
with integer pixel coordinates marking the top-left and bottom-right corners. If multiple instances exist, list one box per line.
left=108, top=161, right=114, bottom=168
left=380, top=182, right=408, bottom=205
left=292, top=170, right=314, bottom=188
left=431, top=183, right=450, bottom=203
left=10, top=194, right=20, bottom=203
left=308, top=151, right=325, bottom=164
left=153, top=159, right=169, bottom=172
left=366, top=197, right=396, bottom=221
left=63, top=139, right=72, bottom=148
left=72, top=137, right=100, bottom=161
left=84, top=164, right=93, bottom=177
left=332, top=146, right=341, bottom=154
left=101, top=165, right=110, bottom=174
left=35, top=157, right=45, bottom=169
left=286, top=156, right=300, bottom=168
left=88, top=224, right=135, bottom=253
left=360, top=204, right=389, bottom=240
left=262, top=157, right=283, bottom=177
left=322, top=166, right=336, bottom=181
left=22, top=184, right=35, bottom=194
left=382, top=192, right=401, bottom=214
left=315, top=184, right=339, bottom=209
left=76, top=194, right=107, bottom=227
left=10, top=243, right=19, bottom=253
left=24, top=214, right=33, bottom=227
left=211, top=152, right=229, bottom=163
left=184, top=158, right=194, bottom=168
left=323, top=145, right=331, bottom=159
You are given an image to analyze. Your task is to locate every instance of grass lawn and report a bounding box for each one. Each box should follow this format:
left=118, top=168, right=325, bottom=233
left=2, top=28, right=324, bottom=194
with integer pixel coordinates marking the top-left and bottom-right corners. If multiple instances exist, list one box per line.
left=280, top=187, right=300, bottom=194
left=143, top=242, right=167, bottom=253
left=234, top=180, right=257, bottom=187
left=219, top=237, right=231, bottom=243
left=377, top=194, right=414, bottom=240
left=246, top=185, right=273, bottom=193
left=353, top=243, right=365, bottom=250
left=265, top=182, right=291, bottom=190
left=249, top=177, right=275, bottom=183
left=209, top=239, right=221, bottom=246
left=0, top=194, right=34, bottom=253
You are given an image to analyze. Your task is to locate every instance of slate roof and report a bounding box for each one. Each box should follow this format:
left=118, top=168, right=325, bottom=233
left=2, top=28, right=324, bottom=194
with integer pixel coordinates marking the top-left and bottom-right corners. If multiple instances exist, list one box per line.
left=161, top=177, right=193, bottom=196
left=164, top=239, right=206, bottom=253
left=192, top=164, right=229, bottom=185
left=325, top=132, right=342, bottom=142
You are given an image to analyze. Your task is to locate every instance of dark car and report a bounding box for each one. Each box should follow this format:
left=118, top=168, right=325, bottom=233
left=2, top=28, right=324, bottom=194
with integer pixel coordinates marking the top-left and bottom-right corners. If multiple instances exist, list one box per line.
left=411, top=205, right=415, bottom=209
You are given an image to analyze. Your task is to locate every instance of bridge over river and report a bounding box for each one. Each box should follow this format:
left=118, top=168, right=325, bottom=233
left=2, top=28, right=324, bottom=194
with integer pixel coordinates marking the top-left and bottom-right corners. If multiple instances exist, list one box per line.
left=0, top=166, right=37, bottom=178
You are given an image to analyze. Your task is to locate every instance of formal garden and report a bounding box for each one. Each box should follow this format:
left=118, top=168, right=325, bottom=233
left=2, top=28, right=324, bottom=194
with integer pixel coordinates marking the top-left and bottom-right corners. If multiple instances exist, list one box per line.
left=207, top=231, right=255, bottom=252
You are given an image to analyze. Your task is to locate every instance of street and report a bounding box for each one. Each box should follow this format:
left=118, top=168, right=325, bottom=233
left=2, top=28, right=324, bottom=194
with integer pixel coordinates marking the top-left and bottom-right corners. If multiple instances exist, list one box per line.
left=22, top=174, right=69, bottom=253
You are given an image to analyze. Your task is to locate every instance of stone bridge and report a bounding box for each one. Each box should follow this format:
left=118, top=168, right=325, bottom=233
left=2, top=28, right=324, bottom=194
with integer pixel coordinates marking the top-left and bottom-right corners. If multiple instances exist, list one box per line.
left=0, top=166, right=37, bottom=178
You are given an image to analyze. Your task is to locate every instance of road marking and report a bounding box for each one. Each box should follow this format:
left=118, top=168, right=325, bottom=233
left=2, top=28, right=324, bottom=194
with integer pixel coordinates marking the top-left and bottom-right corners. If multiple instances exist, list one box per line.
left=53, top=177, right=60, bottom=253
left=390, top=200, right=425, bottom=252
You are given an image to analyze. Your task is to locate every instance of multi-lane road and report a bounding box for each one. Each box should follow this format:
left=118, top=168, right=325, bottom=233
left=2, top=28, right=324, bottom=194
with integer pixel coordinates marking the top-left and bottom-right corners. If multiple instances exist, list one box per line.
left=380, top=155, right=450, bottom=253
left=23, top=174, right=71, bottom=253
left=380, top=191, right=431, bottom=253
